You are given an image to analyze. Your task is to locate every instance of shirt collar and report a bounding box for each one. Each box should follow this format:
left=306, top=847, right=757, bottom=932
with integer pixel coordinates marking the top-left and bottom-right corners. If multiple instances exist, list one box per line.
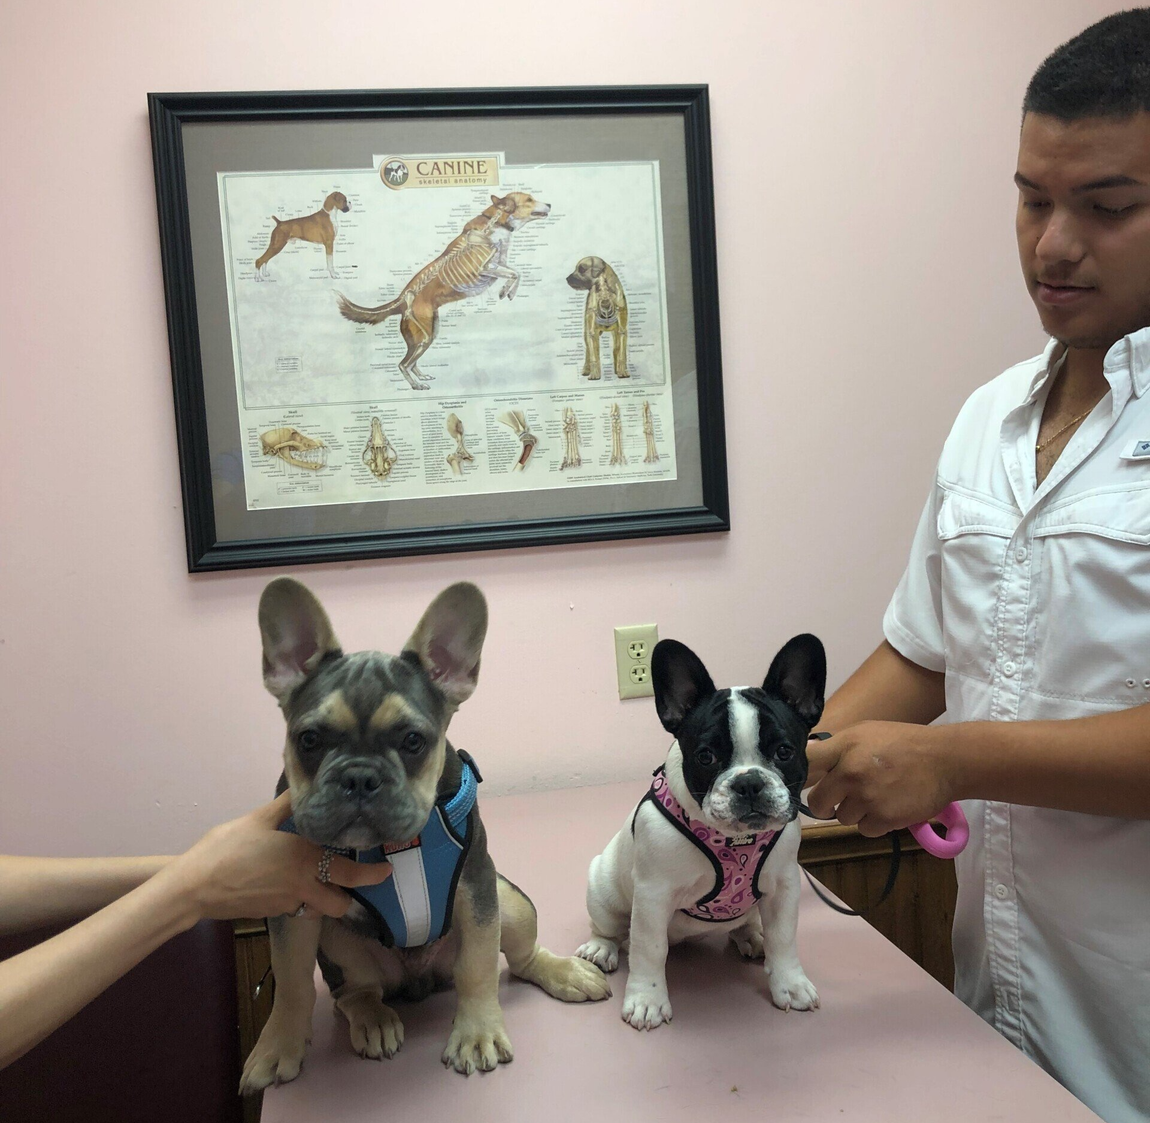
left=1021, top=325, right=1150, bottom=406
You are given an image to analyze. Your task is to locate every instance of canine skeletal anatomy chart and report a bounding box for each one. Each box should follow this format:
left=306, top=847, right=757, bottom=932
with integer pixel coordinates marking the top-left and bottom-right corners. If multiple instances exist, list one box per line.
left=260, top=427, right=327, bottom=471
left=362, top=417, right=398, bottom=480
left=498, top=410, right=537, bottom=472
left=336, top=192, right=551, bottom=391
left=642, top=400, right=659, bottom=464
left=609, top=403, right=626, bottom=466
left=561, top=407, right=582, bottom=470
left=445, top=413, right=474, bottom=476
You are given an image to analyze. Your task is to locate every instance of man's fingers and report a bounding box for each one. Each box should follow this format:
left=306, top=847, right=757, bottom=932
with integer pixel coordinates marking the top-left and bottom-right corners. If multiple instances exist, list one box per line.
left=325, top=855, right=393, bottom=889
left=303, top=882, right=355, bottom=918
left=857, top=814, right=895, bottom=838
left=805, top=772, right=848, bottom=820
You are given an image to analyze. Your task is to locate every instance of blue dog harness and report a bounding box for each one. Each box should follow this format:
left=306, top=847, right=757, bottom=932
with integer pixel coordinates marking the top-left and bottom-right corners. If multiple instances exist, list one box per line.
left=282, top=753, right=480, bottom=948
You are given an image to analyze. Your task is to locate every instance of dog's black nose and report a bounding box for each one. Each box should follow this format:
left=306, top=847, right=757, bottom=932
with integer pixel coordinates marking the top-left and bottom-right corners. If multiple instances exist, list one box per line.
left=336, top=764, right=382, bottom=799
left=731, top=771, right=766, bottom=798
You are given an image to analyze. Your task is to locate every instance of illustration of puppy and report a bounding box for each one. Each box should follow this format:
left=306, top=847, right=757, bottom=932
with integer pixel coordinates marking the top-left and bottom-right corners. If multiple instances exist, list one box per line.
left=254, top=191, right=350, bottom=280
left=566, top=256, right=629, bottom=380
left=576, top=635, right=825, bottom=1030
left=241, top=579, right=608, bottom=1093
left=336, top=192, right=550, bottom=391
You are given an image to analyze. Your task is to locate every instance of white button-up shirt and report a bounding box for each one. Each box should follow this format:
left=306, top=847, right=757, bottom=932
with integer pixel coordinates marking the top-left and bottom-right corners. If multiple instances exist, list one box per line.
left=884, top=327, right=1150, bottom=1123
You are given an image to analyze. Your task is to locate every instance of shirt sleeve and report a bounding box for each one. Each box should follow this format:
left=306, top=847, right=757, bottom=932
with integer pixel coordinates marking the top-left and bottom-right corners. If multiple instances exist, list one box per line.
left=882, top=477, right=946, bottom=673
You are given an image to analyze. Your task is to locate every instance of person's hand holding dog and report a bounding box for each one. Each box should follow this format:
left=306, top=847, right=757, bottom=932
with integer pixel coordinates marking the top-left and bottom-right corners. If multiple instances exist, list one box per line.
left=162, top=790, right=391, bottom=925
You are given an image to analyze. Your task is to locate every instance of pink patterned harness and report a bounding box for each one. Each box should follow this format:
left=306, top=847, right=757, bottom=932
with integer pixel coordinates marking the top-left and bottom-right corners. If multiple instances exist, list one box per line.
left=633, top=767, right=782, bottom=923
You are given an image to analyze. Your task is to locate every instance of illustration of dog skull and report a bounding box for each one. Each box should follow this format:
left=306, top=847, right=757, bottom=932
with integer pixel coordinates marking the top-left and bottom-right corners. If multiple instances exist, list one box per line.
left=362, top=417, right=398, bottom=480
left=260, top=427, right=327, bottom=470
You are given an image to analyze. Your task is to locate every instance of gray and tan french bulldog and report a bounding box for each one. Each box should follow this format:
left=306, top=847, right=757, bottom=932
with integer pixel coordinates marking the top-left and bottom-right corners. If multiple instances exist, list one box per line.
left=240, top=578, right=609, bottom=1094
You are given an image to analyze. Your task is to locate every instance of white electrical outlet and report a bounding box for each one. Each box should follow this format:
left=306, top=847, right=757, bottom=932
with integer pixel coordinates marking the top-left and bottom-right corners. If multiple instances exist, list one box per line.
left=614, top=624, right=659, bottom=699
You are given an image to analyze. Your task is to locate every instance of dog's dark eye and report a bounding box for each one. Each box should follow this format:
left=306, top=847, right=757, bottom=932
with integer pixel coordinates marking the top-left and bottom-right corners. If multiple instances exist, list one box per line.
left=695, top=748, right=717, bottom=767
left=298, top=730, right=320, bottom=752
left=775, top=745, right=795, bottom=762
left=401, top=731, right=426, bottom=754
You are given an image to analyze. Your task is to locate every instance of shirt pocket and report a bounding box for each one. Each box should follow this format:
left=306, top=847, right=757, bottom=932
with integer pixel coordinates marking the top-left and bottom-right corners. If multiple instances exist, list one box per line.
left=936, top=489, right=1018, bottom=676
left=1032, top=484, right=1150, bottom=703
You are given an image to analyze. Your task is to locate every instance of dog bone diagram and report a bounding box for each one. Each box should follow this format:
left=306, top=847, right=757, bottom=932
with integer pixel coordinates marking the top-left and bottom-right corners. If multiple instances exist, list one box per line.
left=261, top=427, right=327, bottom=471
left=561, top=407, right=582, bottom=470
left=642, top=401, right=660, bottom=464
left=445, top=413, right=474, bottom=476
left=362, top=417, right=398, bottom=480
left=498, top=410, right=537, bottom=472
left=609, top=403, right=626, bottom=467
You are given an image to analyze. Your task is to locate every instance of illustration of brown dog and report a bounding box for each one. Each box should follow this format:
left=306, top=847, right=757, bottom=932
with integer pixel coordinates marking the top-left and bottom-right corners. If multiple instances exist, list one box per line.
left=254, top=191, right=350, bottom=280
left=335, top=192, right=550, bottom=391
left=566, top=256, right=629, bottom=380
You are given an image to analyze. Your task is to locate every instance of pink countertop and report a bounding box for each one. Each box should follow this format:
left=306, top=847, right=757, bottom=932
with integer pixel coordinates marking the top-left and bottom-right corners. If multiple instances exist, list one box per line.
left=262, top=781, right=1101, bottom=1123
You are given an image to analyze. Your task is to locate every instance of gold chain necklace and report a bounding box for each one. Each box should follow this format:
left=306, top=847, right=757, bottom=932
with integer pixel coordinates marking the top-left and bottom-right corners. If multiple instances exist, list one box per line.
left=1036, top=406, right=1094, bottom=454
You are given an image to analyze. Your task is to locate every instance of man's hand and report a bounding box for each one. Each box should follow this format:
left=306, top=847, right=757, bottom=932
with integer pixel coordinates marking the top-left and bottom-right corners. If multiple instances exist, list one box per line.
left=805, top=722, right=957, bottom=837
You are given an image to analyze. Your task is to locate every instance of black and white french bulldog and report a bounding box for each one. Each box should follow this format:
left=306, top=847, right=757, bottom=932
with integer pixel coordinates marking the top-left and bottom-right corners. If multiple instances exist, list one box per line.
left=241, top=578, right=609, bottom=1094
left=576, top=634, right=826, bottom=1029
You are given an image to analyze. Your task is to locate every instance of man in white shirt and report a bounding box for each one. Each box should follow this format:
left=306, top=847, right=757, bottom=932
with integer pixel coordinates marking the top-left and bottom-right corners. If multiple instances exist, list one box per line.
left=804, top=12, right=1150, bottom=1123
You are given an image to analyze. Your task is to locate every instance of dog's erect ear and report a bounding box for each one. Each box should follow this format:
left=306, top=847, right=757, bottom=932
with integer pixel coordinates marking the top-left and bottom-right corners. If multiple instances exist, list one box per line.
left=490, top=194, right=515, bottom=214
left=258, top=578, right=342, bottom=705
left=403, top=583, right=488, bottom=708
left=762, top=634, right=826, bottom=727
left=652, top=639, right=717, bottom=735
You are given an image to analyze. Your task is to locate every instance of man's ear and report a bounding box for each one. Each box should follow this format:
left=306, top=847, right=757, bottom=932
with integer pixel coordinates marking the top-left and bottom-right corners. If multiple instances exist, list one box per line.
left=403, top=583, right=488, bottom=708
left=258, top=578, right=342, bottom=705
left=652, top=639, right=716, bottom=735
left=762, top=634, right=826, bottom=727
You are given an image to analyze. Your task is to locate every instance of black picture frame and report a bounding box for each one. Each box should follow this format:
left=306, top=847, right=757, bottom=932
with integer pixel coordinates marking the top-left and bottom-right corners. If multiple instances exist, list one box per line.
left=148, top=85, right=728, bottom=572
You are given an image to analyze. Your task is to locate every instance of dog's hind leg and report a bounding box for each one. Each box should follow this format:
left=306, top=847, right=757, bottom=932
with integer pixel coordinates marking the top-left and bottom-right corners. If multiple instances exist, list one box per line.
left=575, top=850, right=628, bottom=972
left=730, top=910, right=765, bottom=959
left=398, top=303, right=437, bottom=390
left=498, top=875, right=611, bottom=1002
left=255, top=223, right=289, bottom=280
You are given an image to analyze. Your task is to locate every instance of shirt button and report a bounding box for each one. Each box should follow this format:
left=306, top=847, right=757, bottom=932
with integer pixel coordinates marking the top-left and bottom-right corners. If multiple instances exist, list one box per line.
left=1015, top=547, right=1028, bottom=563
left=1127, top=678, right=1138, bottom=688
left=1003, top=662, right=1016, bottom=677
left=994, top=883, right=1010, bottom=900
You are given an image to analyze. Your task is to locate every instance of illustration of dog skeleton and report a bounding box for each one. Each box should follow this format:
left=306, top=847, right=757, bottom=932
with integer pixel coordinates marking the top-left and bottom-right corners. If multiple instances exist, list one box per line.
left=643, top=401, right=659, bottom=464
left=336, top=192, right=551, bottom=391
left=609, top=403, right=626, bottom=466
left=362, top=417, right=398, bottom=480
left=254, top=191, right=350, bottom=280
left=260, top=427, right=327, bottom=471
left=498, top=410, right=537, bottom=471
left=566, top=256, right=629, bottom=380
left=561, top=407, right=582, bottom=470
left=446, top=413, right=474, bottom=476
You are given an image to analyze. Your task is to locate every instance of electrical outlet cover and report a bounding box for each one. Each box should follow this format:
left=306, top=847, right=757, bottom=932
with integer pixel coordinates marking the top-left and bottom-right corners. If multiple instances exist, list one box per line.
left=614, top=624, right=658, bottom=699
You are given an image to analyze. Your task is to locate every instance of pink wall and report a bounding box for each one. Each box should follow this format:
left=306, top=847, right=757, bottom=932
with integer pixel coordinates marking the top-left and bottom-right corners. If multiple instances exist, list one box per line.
left=0, top=0, right=1121, bottom=856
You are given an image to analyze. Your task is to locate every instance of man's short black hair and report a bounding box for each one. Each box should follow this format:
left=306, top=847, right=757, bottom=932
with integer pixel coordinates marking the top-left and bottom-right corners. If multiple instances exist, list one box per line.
left=1024, top=8, right=1150, bottom=120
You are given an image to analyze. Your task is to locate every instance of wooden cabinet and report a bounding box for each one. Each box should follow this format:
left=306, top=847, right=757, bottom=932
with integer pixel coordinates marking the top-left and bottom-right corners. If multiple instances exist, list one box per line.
left=799, top=821, right=958, bottom=989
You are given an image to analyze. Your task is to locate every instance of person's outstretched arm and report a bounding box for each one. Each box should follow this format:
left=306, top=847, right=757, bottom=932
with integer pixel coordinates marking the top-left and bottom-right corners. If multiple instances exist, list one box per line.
left=0, top=792, right=391, bottom=1070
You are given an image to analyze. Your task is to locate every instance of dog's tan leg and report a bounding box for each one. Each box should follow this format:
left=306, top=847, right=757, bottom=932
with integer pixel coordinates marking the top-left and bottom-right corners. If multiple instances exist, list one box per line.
left=239, top=916, right=321, bottom=1094
left=255, top=228, right=289, bottom=279
left=581, top=307, right=596, bottom=377
left=498, top=875, right=611, bottom=1001
left=321, top=922, right=407, bottom=1060
left=323, top=234, right=337, bottom=279
left=442, top=877, right=512, bottom=1075
left=398, top=298, right=437, bottom=390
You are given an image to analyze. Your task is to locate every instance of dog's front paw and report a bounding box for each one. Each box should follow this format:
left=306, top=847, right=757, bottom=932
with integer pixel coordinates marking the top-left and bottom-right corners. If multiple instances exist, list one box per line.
left=575, top=935, right=620, bottom=974
left=239, top=1018, right=311, bottom=1094
left=767, top=966, right=820, bottom=1012
left=622, top=981, right=673, bottom=1030
left=336, top=990, right=405, bottom=1059
left=442, top=1009, right=514, bottom=1075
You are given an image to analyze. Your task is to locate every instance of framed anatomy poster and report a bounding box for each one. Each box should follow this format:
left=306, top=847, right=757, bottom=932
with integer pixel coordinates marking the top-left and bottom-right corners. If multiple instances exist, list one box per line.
left=148, top=85, right=728, bottom=571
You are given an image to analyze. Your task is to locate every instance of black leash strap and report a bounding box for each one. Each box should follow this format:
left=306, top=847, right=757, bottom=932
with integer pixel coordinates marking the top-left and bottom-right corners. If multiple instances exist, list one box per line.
left=801, top=731, right=902, bottom=917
